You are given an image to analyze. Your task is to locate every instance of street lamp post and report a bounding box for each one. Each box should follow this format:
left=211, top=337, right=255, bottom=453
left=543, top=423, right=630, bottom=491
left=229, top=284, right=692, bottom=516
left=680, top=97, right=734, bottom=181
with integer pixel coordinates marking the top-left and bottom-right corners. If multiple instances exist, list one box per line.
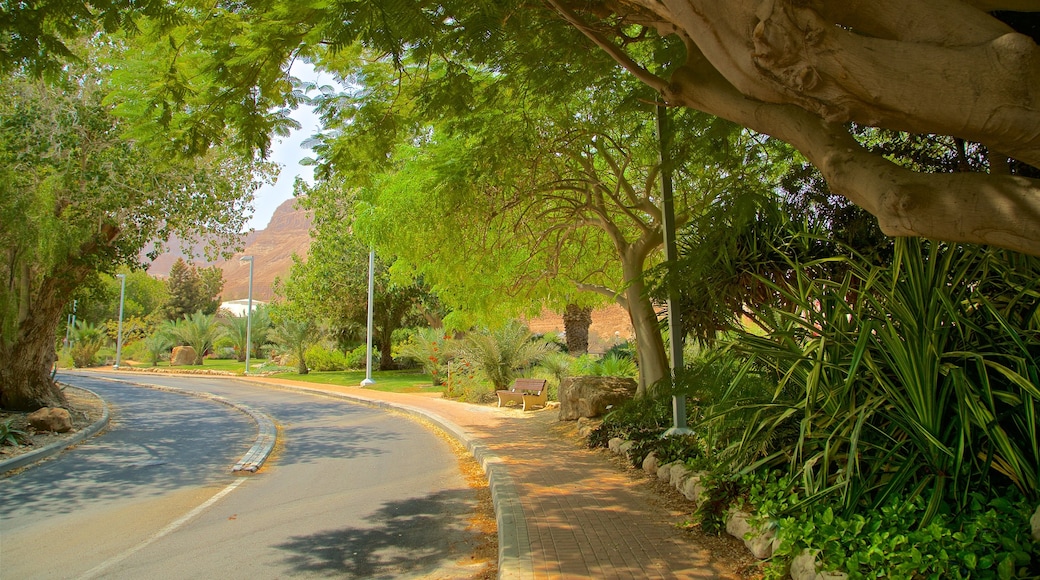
left=361, top=249, right=376, bottom=387
left=114, top=274, right=126, bottom=370
left=658, top=104, right=692, bottom=437
left=240, top=255, right=254, bottom=375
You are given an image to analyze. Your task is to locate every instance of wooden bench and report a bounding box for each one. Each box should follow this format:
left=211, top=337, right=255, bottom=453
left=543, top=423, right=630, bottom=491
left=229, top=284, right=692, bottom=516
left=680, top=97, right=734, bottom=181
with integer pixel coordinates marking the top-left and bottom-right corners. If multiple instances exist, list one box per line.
left=496, top=378, right=548, bottom=411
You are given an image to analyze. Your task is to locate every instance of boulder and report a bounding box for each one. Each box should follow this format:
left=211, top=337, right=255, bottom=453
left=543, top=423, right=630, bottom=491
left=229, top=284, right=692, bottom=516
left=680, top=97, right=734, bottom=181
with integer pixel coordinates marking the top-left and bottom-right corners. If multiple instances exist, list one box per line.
left=171, top=345, right=197, bottom=366
left=28, top=407, right=73, bottom=433
left=1031, top=505, right=1040, bottom=542
left=669, top=463, right=690, bottom=488
left=681, top=474, right=706, bottom=504
left=607, top=437, right=624, bottom=453
left=725, top=507, right=776, bottom=559
left=618, top=440, right=635, bottom=459
left=790, top=549, right=848, bottom=580
left=642, top=451, right=659, bottom=474
left=558, top=376, right=637, bottom=421
left=657, top=461, right=675, bottom=481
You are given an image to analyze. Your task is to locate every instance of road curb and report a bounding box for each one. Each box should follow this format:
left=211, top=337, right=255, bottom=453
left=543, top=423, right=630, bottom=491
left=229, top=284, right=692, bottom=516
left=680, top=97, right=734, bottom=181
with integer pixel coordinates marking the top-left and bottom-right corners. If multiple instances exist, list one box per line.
left=0, top=385, right=110, bottom=476
left=231, top=378, right=534, bottom=580
left=59, top=373, right=278, bottom=474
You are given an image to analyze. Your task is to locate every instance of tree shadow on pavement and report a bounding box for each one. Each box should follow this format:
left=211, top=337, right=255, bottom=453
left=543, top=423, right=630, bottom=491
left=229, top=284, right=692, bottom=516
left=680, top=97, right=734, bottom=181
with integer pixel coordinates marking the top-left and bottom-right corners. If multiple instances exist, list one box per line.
left=274, top=488, right=485, bottom=579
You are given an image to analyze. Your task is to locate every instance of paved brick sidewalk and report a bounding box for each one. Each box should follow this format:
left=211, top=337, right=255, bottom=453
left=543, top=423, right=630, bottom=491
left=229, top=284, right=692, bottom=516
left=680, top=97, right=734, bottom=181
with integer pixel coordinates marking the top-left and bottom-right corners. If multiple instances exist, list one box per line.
left=243, top=377, right=747, bottom=579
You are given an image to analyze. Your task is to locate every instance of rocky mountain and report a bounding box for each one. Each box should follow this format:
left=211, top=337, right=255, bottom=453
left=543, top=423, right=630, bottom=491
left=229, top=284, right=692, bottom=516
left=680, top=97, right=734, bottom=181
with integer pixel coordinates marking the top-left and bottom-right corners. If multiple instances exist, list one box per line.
left=147, top=198, right=313, bottom=301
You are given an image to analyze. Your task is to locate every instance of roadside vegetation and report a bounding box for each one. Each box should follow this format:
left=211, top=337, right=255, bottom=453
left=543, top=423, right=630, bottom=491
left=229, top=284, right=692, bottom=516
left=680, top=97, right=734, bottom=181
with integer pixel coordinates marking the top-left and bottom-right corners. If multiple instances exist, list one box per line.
left=5, top=4, right=1038, bottom=578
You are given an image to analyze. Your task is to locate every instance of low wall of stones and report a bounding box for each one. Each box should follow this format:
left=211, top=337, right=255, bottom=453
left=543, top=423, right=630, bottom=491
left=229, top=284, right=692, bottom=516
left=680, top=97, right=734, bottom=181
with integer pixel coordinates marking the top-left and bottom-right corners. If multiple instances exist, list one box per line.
left=606, top=436, right=849, bottom=580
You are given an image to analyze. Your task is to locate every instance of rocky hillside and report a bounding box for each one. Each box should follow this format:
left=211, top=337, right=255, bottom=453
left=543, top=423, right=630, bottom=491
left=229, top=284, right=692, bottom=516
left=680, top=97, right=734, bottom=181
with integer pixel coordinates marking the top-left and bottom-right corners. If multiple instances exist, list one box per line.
left=147, top=198, right=314, bottom=301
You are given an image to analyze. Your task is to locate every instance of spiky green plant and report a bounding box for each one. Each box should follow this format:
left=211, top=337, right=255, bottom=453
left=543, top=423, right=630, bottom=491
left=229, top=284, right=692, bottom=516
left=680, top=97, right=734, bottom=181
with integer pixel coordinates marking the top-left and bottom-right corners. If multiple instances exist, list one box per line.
left=166, top=311, right=225, bottom=365
left=269, top=316, right=320, bottom=375
left=0, top=419, right=28, bottom=446
left=706, top=237, right=1040, bottom=523
left=142, top=332, right=174, bottom=366
left=70, top=321, right=106, bottom=367
left=455, top=321, right=553, bottom=390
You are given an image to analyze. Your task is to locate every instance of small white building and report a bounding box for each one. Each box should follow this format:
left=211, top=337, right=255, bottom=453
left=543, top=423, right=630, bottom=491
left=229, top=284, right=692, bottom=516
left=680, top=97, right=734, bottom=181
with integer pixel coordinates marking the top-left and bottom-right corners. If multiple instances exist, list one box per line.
left=220, top=299, right=267, bottom=317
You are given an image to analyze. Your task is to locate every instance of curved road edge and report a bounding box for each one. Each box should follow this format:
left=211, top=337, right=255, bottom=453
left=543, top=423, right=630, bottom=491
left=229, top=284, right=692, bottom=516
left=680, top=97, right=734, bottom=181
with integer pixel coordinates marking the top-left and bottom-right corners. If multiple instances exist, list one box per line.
left=230, top=377, right=534, bottom=580
left=0, top=385, right=111, bottom=476
left=25, top=373, right=276, bottom=475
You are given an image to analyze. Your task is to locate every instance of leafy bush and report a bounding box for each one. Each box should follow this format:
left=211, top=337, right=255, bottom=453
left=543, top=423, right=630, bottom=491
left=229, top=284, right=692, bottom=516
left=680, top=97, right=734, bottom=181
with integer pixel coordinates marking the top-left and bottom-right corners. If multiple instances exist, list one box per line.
left=570, top=353, right=639, bottom=379
left=305, top=344, right=348, bottom=372
left=757, top=483, right=1040, bottom=580
left=586, top=391, right=672, bottom=449
left=344, top=344, right=377, bottom=370
left=397, top=328, right=451, bottom=385
left=601, top=340, right=635, bottom=361
left=696, top=472, right=749, bottom=535
left=140, top=332, right=173, bottom=366
left=443, top=359, right=494, bottom=403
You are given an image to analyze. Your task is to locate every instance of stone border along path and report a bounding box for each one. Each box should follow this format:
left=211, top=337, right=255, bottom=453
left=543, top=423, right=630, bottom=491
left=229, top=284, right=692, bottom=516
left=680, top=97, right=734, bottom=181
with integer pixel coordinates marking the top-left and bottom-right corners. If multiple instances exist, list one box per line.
left=0, top=385, right=111, bottom=475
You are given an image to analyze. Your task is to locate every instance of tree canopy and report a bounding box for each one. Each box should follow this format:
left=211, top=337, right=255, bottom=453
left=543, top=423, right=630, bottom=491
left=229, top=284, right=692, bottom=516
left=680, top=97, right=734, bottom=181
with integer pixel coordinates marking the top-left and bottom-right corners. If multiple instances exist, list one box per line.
left=0, top=64, right=265, bottom=409
left=8, top=1, right=1036, bottom=254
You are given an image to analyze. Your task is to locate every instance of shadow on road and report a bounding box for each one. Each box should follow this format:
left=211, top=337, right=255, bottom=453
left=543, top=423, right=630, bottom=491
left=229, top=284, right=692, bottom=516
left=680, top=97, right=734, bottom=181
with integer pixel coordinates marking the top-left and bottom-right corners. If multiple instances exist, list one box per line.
left=259, top=402, right=403, bottom=467
left=274, top=488, right=484, bottom=579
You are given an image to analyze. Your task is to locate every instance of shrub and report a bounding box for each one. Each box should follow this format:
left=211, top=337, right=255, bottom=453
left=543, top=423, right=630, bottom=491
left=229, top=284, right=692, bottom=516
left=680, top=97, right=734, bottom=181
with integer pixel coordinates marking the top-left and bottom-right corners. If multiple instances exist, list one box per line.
left=305, top=344, right=348, bottom=372
left=70, top=321, right=105, bottom=368
left=344, top=344, right=377, bottom=370
left=586, top=391, right=672, bottom=449
left=759, top=486, right=1040, bottom=579
left=601, top=340, right=635, bottom=361
left=397, top=328, right=451, bottom=385
left=454, top=321, right=554, bottom=390
left=442, top=359, right=486, bottom=402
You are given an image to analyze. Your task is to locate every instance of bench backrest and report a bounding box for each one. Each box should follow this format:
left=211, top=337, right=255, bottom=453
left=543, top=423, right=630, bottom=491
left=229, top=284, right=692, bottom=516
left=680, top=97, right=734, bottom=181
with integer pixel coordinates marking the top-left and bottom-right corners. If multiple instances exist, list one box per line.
left=510, top=378, right=547, bottom=393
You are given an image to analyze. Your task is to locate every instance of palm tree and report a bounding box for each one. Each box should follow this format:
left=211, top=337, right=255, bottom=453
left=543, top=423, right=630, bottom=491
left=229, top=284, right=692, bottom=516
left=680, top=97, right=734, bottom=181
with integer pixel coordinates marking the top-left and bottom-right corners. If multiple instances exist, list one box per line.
left=142, top=332, right=174, bottom=366
left=456, top=321, right=553, bottom=390
left=270, top=316, right=319, bottom=374
left=167, top=311, right=225, bottom=365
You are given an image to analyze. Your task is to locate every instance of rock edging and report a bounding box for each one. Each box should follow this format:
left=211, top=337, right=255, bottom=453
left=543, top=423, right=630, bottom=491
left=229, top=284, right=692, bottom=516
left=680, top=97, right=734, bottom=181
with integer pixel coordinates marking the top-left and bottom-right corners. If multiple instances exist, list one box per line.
left=608, top=439, right=849, bottom=580
left=0, top=385, right=110, bottom=475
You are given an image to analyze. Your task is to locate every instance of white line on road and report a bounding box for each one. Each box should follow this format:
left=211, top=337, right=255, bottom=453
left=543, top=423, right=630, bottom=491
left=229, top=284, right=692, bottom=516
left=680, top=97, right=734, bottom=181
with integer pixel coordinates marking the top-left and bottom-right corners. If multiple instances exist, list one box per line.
left=76, top=478, right=248, bottom=580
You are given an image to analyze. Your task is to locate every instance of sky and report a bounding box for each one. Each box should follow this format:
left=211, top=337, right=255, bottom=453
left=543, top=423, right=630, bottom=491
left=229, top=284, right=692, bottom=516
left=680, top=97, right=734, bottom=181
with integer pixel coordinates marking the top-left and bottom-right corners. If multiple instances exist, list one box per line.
left=245, top=63, right=328, bottom=232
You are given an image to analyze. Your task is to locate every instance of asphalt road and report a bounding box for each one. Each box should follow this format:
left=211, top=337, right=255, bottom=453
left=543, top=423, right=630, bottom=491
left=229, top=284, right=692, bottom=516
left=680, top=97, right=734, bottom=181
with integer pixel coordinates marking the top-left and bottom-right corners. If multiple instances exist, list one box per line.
left=0, top=372, right=485, bottom=579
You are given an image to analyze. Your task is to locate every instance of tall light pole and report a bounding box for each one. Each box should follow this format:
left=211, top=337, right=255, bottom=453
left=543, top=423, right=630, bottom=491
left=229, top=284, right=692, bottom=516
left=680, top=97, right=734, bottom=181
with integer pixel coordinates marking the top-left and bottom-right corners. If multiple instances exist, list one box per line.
left=361, top=249, right=376, bottom=387
left=114, top=274, right=126, bottom=370
left=659, top=104, right=692, bottom=437
left=240, top=255, right=254, bottom=375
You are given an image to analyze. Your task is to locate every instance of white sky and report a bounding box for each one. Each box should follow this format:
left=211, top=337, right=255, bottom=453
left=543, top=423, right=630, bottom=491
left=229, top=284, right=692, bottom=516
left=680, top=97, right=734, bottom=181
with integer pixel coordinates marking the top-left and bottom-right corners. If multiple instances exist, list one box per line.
left=246, top=62, right=328, bottom=231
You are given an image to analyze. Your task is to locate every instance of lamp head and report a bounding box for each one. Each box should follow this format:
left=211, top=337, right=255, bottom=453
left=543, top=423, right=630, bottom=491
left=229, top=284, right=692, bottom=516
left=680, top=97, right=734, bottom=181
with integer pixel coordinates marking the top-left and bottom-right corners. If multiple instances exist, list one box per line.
left=240, top=255, right=254, bottom=263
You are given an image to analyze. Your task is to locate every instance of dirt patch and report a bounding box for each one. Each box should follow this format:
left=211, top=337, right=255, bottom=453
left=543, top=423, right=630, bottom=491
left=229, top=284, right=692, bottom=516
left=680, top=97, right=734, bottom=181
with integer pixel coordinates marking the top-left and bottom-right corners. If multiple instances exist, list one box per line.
left=0, top=386, right=106, bottom=469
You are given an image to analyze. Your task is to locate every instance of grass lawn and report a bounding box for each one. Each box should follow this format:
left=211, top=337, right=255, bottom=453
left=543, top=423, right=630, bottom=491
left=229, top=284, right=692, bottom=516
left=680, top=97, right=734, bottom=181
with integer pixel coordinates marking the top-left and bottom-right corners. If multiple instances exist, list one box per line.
left=109, top=358, right=438, bottom=395
left=271, top=368, right=441, bottom=394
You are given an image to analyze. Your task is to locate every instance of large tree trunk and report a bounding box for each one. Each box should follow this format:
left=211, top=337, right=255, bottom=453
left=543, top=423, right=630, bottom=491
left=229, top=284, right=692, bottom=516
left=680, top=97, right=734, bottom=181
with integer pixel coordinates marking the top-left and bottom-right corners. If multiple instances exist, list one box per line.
left=562, top=304, right=592, bottom=355
left=0, top=280, right=68, bottom=411
left=623, top=282, right=668, bottom=397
